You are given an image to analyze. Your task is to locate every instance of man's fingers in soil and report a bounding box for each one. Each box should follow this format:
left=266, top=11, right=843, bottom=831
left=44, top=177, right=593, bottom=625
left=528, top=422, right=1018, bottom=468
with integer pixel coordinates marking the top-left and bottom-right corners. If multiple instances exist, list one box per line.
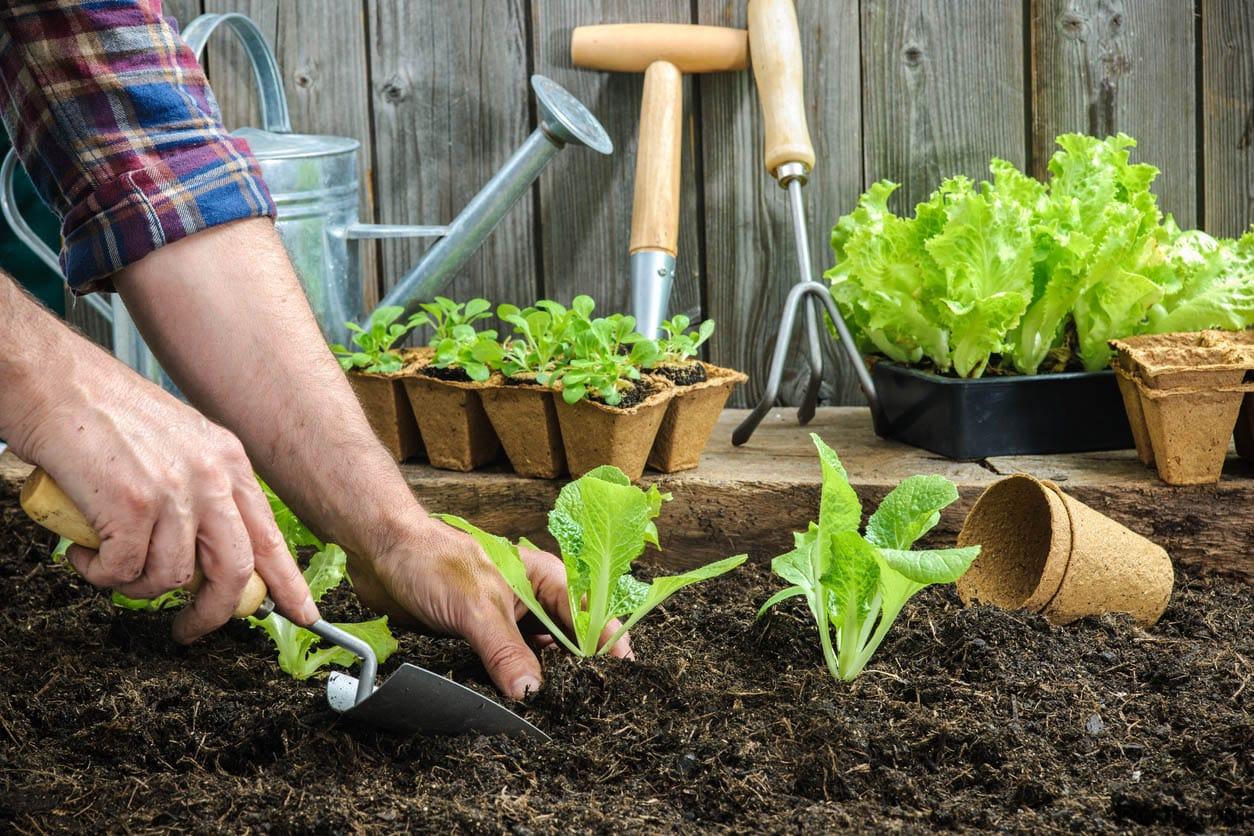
left=599, top=618, right=634, bottom=660
left=171, top=509, right=253, bottom=644
left=233, top=480, right=318, bottom=625
left=70, top=517, right=154, bottom=589
left=461, top=604, right=543, bottom=700
left=111, top=510, right=196, bottom=600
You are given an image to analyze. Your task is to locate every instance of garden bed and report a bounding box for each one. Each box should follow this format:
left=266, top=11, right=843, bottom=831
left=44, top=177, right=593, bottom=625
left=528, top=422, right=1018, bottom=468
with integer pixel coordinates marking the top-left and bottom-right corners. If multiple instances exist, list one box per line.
left=0, top=497, right=1249, bottom=832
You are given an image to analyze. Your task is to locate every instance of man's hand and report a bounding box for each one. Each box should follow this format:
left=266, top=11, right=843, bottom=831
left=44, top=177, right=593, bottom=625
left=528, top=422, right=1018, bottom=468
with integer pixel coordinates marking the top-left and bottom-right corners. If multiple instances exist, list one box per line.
left=342, top=518, right=632, bottom=700
left=0, top=275, right=318, bottom=641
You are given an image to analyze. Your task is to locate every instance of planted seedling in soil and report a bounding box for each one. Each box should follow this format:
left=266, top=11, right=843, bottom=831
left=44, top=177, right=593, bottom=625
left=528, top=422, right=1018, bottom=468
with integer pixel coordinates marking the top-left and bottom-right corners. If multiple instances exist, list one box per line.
left=330, top=306, right=417, bottom=374
left=411, top=296, right=503, bottom=382
left=649, top=314, right=716, bottom=386
left=760, top=434, right=981, bottom=681
left=442, top=465, right=745, bottom=655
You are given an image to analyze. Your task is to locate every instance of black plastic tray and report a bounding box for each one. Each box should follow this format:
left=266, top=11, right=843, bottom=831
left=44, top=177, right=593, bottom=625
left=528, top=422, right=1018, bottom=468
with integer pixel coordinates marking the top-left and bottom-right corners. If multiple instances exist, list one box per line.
left=868, top=361, right=1134, bottom=460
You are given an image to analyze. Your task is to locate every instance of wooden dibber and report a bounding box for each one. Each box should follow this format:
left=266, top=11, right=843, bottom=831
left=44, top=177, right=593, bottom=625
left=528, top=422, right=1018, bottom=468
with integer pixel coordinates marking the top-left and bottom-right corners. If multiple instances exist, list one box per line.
left=20, top=467, right=270, bottom=618
left=572, top=23, right=748, bottom=338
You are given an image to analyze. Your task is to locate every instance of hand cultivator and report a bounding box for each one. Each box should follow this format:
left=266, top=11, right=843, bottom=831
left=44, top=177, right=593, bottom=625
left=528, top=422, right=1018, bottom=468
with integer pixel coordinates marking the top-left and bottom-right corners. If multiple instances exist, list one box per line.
left=19, top=468, right=547, bottom=740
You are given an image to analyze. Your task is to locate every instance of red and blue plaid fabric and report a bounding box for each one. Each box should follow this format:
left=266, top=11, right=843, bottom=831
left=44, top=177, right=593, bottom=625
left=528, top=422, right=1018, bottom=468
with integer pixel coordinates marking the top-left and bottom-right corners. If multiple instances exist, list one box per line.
left=0, top=0, right=275, bottom=291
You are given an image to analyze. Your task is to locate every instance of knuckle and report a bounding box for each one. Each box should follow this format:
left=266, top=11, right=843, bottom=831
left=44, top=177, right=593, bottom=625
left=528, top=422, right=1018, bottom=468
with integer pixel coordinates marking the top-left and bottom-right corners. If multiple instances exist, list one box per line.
left=252, top=526, right=288, bottom=558
left=118, top=486, right=157, bottom=517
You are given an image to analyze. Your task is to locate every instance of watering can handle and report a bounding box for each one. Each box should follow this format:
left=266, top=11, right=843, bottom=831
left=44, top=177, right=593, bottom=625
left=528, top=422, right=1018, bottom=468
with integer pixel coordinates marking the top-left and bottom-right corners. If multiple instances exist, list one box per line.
left=180, top=13, right=292, bottom=134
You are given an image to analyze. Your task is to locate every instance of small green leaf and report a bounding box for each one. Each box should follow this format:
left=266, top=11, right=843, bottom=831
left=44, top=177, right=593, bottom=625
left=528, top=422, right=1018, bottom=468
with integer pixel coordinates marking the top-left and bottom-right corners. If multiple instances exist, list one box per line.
left=865, top=474, right=959, bottom=550
left=878, top=545, right=981, bottom=586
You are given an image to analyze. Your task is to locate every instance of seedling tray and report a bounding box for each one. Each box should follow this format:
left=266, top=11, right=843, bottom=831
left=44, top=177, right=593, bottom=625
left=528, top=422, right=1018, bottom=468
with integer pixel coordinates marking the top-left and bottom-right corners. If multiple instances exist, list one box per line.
left=869, top=361, right=1134, bottom=460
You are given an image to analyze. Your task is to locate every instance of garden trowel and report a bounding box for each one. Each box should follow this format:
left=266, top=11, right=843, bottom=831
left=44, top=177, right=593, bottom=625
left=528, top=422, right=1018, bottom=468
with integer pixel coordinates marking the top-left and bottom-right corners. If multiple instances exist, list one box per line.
left=19, top=467, right=548, bottom=741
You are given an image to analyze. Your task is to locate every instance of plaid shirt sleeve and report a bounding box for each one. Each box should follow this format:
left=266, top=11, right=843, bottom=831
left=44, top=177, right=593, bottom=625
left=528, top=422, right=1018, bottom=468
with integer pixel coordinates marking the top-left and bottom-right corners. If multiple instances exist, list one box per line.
left=0, top=0, right=275, bottom=292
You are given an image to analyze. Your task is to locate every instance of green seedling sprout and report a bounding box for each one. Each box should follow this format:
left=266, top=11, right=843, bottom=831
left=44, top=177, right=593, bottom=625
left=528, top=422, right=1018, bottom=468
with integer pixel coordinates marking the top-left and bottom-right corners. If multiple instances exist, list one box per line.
left=410, top=297, right=502, bottom=381
left=330, top=305, right=415, bottom=374
left=759, top=435, right=981, bottom=681
left=654, top=314, right=715, bottom=365
left=552, top=311, right=658, bottom=405
left=442, top=466, right=745, bottom=656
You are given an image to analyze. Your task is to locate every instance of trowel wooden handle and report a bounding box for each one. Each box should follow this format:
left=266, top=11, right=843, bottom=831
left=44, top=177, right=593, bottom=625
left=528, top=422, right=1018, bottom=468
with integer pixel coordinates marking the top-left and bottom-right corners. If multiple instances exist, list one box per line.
left=571, top=24, right=748, bottom=74
left=629, top=61, right=682, bottom=257
left=20, top=467, right=269, bottom=618
left=748, top=0, right=815, bottom=175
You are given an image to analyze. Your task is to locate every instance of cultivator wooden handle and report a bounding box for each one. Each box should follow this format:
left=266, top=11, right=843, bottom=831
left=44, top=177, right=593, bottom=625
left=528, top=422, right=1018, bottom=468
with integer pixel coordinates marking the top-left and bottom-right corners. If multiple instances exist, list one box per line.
left=20, top=467, right=270, bottom=618
left=748, top=0, right=815, bottom=175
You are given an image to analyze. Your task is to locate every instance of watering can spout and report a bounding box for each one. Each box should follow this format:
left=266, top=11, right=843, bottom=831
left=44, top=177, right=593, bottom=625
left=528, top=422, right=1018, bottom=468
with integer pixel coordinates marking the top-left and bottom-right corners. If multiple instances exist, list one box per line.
left=368, top=76, right=612, bottom=323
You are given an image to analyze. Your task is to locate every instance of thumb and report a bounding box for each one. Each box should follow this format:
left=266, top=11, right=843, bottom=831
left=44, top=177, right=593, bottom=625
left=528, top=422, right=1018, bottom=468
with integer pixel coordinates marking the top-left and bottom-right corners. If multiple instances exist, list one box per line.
left=463, top=607, right=543, bottom=700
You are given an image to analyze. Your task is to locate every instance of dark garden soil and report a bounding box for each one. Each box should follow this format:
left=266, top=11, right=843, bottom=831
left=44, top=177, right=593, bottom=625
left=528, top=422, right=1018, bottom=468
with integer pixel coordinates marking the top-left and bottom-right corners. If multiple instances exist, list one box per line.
left=417, top=364, right=474, bottom=383
left=590, top=378, right=653, bottom=410
left=0, top=496, right=1250, bottom=834
left=649, top=363, right=708, bottom=387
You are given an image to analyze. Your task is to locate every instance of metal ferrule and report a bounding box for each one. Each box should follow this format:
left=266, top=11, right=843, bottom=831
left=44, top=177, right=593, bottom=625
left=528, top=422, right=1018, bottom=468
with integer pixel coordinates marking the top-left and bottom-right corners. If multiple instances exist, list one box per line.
left=773, top=160, right=810, bottom=188
left=630, top=250, right=676, bottom=339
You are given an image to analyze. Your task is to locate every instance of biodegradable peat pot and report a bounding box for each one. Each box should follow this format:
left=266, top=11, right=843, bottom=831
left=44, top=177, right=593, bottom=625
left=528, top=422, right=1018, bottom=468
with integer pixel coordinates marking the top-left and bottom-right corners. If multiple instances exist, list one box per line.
left=403, top=368, right=501, bottom=472
left=480, top=379, right=566, bottom=479
left=554, top=378, right=675, bottom=481
left=956, top=474, right=1174, bottom=626
left=646, top=363, right=748, bottom=473
left=1137, top=382, right=1247, bottom=485
left=1113, top=367, right=1155, bottom=466
left=346, top=370, right=423, bottom=463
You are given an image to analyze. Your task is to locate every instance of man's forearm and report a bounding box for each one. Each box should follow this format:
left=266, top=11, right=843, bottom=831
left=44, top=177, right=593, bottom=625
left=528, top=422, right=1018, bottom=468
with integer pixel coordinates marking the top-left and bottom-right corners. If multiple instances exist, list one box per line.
left=0, top=275, right=86, bottom=452
left=114, top=218, right=423, bottom=558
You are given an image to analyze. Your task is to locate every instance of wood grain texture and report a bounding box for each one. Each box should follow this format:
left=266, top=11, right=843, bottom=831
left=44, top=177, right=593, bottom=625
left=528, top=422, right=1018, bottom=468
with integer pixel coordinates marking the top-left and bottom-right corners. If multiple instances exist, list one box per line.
left=1202, top=0, right=1254, bottom=237
left=1031, top=0, right=1197, bottom=227
left=367, top=0, right=539, bottom=317
left=698, top=0, right=864, bottom=408
left=162, top=0, right=204, bottom=28
left=861, top=0, right=1026, bottom=213
left=202, top=0, right=381, bottom=309
left=531, top=0, right=703, bottom=323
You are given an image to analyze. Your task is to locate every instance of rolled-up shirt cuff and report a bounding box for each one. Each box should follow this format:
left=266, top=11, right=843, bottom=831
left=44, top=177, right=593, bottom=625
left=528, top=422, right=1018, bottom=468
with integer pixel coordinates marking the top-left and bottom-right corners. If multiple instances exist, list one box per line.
left=60, top=134, right=275, bottom=292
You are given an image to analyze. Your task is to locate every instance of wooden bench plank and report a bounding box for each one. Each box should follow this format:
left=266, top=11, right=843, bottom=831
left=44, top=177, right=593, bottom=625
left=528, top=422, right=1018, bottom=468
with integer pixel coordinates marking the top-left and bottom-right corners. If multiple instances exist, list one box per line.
left=5, top=408, right=1248, bottom=580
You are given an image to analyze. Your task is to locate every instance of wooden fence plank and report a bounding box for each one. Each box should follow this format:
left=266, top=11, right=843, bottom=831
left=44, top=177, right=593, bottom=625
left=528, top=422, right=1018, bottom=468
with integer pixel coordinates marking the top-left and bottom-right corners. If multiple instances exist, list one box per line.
left=367, top=0, right=538, bottom=317
left=202, top=0, right=380, bottom=311
left=697, top=0, right=864, bottom=407
left=163, top=0, right=204, bottom=28
left=861, top=0, right=1027, bottom=214
left=1030, top=0, right=1197, bottom=227
left=1202, top=0, right=1254, bottom=237
left=530, top=0, right=702, bottom=322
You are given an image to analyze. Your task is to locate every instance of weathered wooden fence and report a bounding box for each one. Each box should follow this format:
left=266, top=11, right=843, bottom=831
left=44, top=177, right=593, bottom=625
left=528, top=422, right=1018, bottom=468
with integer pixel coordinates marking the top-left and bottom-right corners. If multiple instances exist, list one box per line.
left=158, top=0, right=1252, bottom=406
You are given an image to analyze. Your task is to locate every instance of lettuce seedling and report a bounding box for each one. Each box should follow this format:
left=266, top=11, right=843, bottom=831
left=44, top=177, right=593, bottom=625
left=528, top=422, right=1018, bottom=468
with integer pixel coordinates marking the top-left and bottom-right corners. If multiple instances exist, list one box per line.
left=553, top=313, right=658, bottom=405
left=50, top=536, right=186, bottom=610
left=410, top=297, right=502, bottom=381
left=441, top=466, right=745, bottom=656
left=247, top=543, right=397, bottom=680
left=330, top=306, right=414, bottom=374
left=760, top=435, right=980, bottom=681
left=496, top=296, right=587, bottom=381
left=655, top=314, right=715, bottom=364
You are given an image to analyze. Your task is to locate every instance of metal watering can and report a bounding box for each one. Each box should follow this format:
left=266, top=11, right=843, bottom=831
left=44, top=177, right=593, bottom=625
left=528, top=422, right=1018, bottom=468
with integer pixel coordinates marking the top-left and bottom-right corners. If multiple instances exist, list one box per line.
left=1, top=12, right=611, bottom=386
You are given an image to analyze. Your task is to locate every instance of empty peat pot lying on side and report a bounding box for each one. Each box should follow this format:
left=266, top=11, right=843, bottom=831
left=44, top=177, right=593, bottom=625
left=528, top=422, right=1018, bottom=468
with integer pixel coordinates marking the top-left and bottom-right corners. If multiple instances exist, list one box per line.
left=955, top=474, right=1174, bottom=626
left=646, top=361, right=748, bottom=473
left=554, top=377, right=675, bottom=481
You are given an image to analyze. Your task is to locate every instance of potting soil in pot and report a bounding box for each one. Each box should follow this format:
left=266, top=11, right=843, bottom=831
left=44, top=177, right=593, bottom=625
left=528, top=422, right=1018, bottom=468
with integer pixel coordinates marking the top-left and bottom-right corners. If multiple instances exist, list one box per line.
left=1, top=500, right=1248, bottom=833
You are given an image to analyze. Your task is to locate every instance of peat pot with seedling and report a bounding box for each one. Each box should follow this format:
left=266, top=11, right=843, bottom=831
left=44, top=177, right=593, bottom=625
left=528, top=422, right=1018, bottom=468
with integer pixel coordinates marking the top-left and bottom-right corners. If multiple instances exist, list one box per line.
left=644, top=315, right=747, bottom=473
left=549, top=308, right=674, bottom=481
left=330, top=306, right=426, bottom=463
left=478, top=298, right=587, bottom=479
left=404, top=297, right=504, bottom=472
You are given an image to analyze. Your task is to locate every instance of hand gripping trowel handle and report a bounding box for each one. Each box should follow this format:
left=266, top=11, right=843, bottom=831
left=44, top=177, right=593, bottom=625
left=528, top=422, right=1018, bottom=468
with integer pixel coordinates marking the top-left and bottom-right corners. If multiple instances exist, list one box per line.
left=19, top=467, right=377, bottom=706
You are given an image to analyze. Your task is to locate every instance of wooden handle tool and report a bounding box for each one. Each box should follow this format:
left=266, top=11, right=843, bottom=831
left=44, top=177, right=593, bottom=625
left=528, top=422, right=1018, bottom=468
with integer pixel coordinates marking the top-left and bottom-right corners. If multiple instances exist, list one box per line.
left=748, top=0, right=815, bottom=176
left=629, top=61, right=683, bottom=257
left=20, top=467, right=270, bottom=618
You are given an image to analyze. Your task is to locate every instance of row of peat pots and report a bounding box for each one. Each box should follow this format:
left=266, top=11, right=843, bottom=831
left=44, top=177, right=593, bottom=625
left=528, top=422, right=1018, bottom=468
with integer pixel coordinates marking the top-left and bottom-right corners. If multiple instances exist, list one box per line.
left=348, top=348, right=746, bottom=479
left=1111, top=330, right=1254, bottom=485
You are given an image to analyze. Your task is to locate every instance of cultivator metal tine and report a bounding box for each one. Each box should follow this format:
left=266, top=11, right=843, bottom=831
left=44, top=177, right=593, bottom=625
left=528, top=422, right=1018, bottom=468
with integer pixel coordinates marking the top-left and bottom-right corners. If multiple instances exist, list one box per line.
left=733, top=281, right=878, bottom=446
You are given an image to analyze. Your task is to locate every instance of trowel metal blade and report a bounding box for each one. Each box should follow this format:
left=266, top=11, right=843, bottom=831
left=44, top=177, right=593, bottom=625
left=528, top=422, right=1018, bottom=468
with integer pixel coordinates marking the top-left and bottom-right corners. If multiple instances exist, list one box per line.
left=327, top=664, right=549, bottom=741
